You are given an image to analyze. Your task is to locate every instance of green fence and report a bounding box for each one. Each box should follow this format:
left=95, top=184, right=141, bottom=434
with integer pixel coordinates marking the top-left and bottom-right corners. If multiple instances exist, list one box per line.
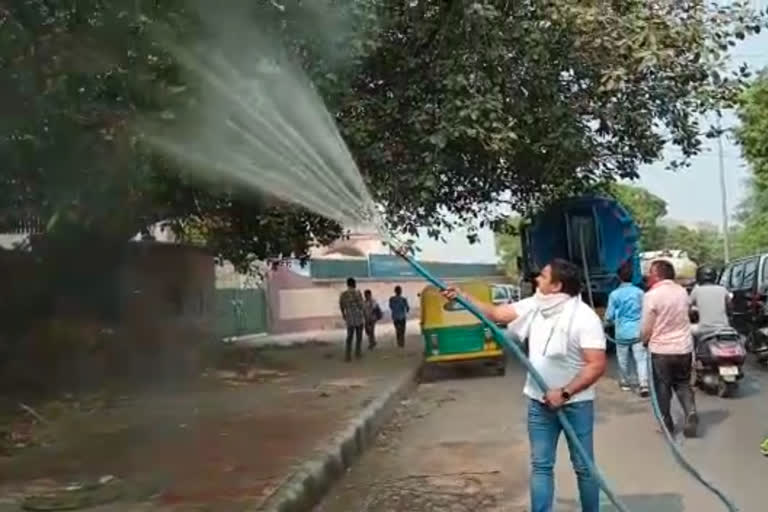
left=310, top=258, right=370, bottom=279
left=215, top=288, right=268, bottom=338
left=369, top=254, right=503, bottom=278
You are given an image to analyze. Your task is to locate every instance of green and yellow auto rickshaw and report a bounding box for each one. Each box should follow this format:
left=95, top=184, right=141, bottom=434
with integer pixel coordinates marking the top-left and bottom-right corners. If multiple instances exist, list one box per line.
left=419, top=281, right=507, bottom=379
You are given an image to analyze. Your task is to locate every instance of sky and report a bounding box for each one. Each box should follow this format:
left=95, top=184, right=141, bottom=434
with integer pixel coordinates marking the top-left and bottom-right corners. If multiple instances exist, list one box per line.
left=415, top=225, right=499, bottom=264
left=638, top=1, right=768, bottom=226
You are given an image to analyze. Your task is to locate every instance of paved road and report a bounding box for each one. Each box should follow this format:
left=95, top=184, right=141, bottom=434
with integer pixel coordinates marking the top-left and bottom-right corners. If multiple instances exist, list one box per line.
left=316, top=358, right=768, bottom=512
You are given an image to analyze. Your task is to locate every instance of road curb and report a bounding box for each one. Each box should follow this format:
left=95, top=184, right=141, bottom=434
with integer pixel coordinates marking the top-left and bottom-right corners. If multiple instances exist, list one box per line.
left=258, top=363, right=421, bottom=512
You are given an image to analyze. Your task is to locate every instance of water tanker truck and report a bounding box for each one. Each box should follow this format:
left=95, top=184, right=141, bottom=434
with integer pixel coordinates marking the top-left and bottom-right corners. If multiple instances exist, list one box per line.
left=518, top=196, right=642, bottom=317
left=640, top=249, right=697, bottom=291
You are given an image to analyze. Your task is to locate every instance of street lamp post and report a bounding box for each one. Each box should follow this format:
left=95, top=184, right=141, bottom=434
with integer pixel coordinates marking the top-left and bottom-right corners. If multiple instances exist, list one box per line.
left=717, top=118, right=730, bottom=263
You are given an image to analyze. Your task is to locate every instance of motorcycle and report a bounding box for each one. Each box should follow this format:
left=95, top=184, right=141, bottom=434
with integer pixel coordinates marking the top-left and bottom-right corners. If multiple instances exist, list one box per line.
left=694, top=327, right=747, bottom=398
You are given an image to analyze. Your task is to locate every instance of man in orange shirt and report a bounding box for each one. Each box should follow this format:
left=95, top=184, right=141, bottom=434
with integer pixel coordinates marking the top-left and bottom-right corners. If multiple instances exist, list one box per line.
left=642, top=260, right=698, bottom=438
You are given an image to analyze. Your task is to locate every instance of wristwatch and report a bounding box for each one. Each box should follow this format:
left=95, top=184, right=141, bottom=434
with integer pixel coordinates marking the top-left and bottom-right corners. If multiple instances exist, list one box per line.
left=560, top=388, right=572, bottom=401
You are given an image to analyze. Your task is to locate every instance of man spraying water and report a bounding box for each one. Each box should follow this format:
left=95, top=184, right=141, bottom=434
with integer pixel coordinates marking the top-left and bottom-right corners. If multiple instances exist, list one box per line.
left=444, top=259, right=607, bottom=512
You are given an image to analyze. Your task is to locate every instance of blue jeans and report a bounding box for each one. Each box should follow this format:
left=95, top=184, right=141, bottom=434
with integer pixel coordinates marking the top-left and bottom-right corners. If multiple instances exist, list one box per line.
left=528, top=399, right=599, bottom=512
left=615, top=342, right=648, bottom=387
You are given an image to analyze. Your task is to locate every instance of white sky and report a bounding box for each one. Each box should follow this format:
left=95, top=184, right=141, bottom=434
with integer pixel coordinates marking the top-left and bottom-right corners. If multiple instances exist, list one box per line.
left=414, top=225, right=499, bottom=264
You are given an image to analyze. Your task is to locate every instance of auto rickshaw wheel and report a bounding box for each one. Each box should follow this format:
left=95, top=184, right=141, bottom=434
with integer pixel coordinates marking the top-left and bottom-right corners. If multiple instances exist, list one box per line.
left=495, top=356, right=507, bottom=376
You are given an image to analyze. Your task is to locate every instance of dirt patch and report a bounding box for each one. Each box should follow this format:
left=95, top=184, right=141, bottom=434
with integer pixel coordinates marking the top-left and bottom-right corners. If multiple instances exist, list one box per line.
left=0, top=343, right=420, bottom=510
left=373, top=386, right=460, bottom=453
left=356, top=472, right=504, bottom=512
left=151, top=412, right=335, bottom=506
left=1, top=405, right=339, bottom=508
left=409, top=440, right=526, bottom=475
left=323, top=377, right=368, bottom=389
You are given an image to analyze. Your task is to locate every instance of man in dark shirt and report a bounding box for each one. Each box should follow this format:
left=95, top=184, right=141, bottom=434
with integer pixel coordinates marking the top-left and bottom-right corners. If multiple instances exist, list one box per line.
left=363, top=289, right=382, bottom=350
left=388, top=285, right=410, bottom=348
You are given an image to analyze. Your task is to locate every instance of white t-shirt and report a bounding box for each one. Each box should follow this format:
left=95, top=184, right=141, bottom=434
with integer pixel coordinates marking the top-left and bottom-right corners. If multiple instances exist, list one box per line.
left=509, top=296, right=606, bottom=403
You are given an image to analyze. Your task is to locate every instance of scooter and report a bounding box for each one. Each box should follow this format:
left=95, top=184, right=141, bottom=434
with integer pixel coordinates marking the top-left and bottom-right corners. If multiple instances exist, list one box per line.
left=694, top=327, right=747, bottom=398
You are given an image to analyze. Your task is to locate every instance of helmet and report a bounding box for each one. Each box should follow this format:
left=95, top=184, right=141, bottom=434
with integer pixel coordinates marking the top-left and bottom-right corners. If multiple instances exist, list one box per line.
left=696, top=265, right=717, bottom=284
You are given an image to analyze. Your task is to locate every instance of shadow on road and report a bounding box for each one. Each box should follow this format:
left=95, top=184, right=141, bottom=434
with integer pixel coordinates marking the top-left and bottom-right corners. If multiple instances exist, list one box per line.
left=594, top=395, right=649, bottom=424
left=420, top=362, right=506, bottom=383
left=696, top=408, right=730, bottom=436
left=731, top=374, right=762, bottom=398
left=557, top=492, right=685, bottom=512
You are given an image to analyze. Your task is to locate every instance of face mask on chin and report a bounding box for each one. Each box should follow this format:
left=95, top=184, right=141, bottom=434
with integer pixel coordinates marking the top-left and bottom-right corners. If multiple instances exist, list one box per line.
left=509, top=289, right=578, bottom=343
left=532, top=289, right=573, bottom=317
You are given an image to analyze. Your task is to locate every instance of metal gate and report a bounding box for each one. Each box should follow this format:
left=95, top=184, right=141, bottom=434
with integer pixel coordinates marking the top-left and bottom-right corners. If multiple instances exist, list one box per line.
left=215, top=288, right=268, bottom=338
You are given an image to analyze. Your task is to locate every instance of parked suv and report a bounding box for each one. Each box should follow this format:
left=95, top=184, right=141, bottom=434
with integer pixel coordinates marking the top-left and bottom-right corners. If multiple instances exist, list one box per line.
left=719, top=254, right=768, bottom=364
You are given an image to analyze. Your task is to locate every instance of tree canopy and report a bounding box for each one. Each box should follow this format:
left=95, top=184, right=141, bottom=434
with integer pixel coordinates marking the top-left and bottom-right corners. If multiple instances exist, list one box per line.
left=0, top=0, right=343, bottom=267
left=734, top=73, right=768, bottom=254
left=2, top=0, right=766, bottom=270
left=609, top=183, right=732, bottom=264
left=494, top=217, right=522, bottom=279
left=609, top=184, right=668, bottom=250
left=344, top=0, right=765, bottom=234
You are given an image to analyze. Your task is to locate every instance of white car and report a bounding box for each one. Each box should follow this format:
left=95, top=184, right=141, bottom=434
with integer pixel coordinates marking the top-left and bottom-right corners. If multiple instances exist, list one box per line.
left=491, top=283, right=520, bottom=305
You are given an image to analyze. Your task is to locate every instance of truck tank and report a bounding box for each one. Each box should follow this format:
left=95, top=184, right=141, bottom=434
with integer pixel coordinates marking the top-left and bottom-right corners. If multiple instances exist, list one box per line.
left=640, top=250, right=697, bottom=288
left=520, top=196, right=642, bottom=308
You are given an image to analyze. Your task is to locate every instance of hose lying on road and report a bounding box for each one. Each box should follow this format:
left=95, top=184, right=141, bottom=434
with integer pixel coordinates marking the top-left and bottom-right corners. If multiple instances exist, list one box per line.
left=645, top=341, right=740, bottom=511
left=600, top=332, right=740, bottom=512
left=393, top=248, right=632, bottom=512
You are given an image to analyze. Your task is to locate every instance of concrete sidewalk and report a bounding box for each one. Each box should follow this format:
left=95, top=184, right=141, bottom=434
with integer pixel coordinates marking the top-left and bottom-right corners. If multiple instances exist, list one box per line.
left=0, top=332, right=423, bottom=512
left=226, top=320, right=420, bottom=348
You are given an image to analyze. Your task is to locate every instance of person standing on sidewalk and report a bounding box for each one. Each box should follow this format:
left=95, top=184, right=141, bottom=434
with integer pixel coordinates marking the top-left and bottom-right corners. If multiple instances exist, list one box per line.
left=604, top=260, right=649, bottom=397
left=363, top=289, right=382, bottom=350
left=641, top=260, right=698, bottom=437
left=389, top=286, right=410, bottom=347
left=339, top=277, right=365, bottom=361
left=443, top=259, right=606, bottom=512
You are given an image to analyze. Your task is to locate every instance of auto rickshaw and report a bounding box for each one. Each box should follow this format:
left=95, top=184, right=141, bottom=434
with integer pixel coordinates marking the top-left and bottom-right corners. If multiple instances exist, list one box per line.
left=419, top=281, right=507, bottom=380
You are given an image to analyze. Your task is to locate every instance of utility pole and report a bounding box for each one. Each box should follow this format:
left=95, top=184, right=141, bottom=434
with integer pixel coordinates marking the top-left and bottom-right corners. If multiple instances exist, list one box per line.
left=717, top=117, right=730, bottom=263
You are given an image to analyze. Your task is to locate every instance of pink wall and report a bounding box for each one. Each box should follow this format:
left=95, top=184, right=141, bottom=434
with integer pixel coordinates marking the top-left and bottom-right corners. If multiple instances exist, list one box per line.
left=266, top=266, right=507, bottom=334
